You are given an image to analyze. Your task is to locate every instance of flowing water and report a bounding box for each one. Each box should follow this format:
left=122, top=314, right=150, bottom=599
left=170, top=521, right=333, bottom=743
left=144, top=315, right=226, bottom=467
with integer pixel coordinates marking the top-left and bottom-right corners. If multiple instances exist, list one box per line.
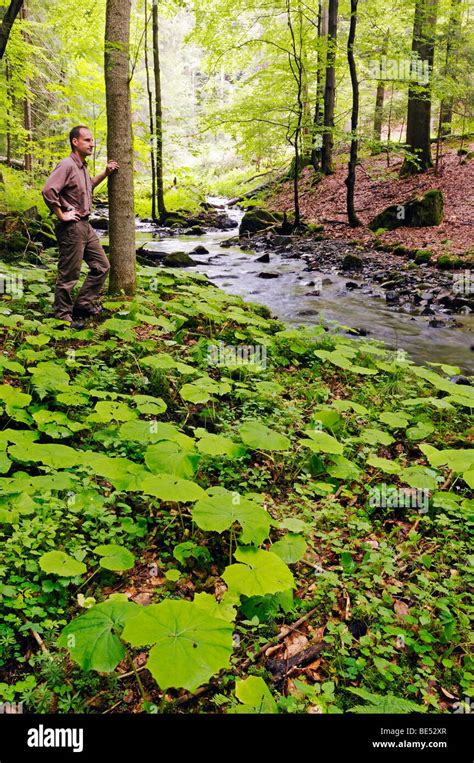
left=104, top=198, right=474, bottom=373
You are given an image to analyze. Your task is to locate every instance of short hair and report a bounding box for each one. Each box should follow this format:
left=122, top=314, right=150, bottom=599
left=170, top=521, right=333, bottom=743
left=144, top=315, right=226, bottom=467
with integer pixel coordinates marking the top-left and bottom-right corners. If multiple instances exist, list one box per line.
left=69, top=125, right=90, bottom=149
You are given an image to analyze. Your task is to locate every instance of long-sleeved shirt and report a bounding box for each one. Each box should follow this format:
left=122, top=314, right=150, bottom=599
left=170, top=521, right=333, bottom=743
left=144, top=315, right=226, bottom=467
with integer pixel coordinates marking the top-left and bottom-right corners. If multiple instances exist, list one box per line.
left=42, top=151, right=93, bottom=217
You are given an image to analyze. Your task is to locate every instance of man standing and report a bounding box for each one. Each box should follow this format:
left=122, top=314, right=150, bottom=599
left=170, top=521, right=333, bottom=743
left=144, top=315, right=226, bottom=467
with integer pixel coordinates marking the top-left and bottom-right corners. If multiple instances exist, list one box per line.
left=42, top=126, right=119, bottom=328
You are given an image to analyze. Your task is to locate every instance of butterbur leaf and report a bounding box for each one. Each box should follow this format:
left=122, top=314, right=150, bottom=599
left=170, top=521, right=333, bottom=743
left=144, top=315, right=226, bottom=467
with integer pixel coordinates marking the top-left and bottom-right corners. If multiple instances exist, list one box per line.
left=196, top=433, right=246, bottom=458
left=223, top=547, right=294, bottom=599
left=122, top=599, right=234, bottom=692
left=58, top=599, right=139, bottom=672
left=192, top=488, right=270, bottom=545
left=301, top=430, right=343, bottom=454
left=39, top=551, right=86, bottom=577
left=145, top=441, right=200, bottom=479
left=271, top=533, right=307, bottom=564
left=94, top=545, right=135, bottom=571
left=235, top=676, right=277, bottom=714
left=140, top=474, right=205, bottom=502
left=239, top=420, right=290, bottom=451
left=367, top=456, right=401, bottom=475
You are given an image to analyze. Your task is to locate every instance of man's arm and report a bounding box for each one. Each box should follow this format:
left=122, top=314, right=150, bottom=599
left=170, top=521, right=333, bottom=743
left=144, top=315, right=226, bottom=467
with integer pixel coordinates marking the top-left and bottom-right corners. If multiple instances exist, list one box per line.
left=91, top=159, right=119, bottom=189
left=42, top=163, right=79, bottom=221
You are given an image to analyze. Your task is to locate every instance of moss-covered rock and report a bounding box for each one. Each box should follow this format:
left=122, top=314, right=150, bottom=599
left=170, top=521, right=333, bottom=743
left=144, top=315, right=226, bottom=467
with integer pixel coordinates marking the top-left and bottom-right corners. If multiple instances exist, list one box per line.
left=239, top=208, right=284, bottom=236
left=414, top=249, right=433, bottom=264
left=369, top=189, right=444, bottom=231
left=163, top=251, right=197, bottom=268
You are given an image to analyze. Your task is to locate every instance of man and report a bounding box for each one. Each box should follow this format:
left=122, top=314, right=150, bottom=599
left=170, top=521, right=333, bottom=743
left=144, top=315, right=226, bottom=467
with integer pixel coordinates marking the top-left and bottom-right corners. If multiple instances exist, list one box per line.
left=42, top=126, right=119, bottom=329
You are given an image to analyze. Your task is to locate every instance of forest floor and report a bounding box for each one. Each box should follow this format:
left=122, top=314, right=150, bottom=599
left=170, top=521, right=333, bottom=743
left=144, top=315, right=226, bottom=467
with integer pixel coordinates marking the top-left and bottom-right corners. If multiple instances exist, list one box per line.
left=267, top=146, right=474, bottom=258
left=0, top=249, right=472, bottom=714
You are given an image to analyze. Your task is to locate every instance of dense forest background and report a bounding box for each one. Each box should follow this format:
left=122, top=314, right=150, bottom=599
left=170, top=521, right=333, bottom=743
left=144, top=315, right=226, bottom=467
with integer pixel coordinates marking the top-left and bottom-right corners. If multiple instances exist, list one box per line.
left=1, top=0, right=473, bottom=220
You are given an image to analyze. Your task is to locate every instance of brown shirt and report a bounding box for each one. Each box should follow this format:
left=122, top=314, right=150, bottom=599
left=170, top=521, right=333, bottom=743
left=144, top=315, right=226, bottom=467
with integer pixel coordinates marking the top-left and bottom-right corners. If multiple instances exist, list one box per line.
left=42, top=152, right=93, bottom=217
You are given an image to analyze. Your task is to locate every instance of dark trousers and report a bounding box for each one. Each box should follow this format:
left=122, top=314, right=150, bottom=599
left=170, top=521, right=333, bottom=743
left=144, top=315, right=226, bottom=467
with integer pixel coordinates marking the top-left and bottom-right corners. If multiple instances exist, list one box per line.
left=54, top=220, right=110, bottom=320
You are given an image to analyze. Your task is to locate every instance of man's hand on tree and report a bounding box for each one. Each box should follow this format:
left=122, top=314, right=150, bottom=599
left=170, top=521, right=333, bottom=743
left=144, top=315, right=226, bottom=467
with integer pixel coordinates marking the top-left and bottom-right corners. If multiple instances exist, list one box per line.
left=105, top=160, right=119, bottom=176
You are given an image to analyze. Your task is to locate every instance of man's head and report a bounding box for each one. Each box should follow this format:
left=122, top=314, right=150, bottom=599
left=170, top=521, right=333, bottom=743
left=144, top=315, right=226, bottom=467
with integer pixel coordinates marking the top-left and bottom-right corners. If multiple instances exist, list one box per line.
left=69, top=126, right=94, bottom=158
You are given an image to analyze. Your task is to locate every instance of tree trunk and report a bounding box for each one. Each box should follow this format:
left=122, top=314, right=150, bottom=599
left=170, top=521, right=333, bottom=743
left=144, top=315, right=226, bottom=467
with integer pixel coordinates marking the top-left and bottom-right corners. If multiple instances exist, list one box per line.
left=5, top=57, right=12, bottom=165
left=144, top=0, right=156, bottom=221
left=0, top=0, right=24, bottom=60
left=20, top=2, right=32, bottom=172
left=321, top=0, right=338, bottom=175
left=152, top=0, right=166, bottom=221
left=105, top=0, right=136, bottom=295
left=439, top=0, right=461, bottom=137
left=311, top=0, right=327, bottom=170
left=345, top=0, right=361, bottom=227
left=371, top=29, right=389, bottom=153
left=400, top=0, right=438, bottom=177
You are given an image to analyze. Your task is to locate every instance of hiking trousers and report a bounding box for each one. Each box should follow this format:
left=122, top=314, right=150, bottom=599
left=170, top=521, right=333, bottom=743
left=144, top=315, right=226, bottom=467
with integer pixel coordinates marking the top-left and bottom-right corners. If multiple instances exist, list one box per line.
left=54, top=219, right=110, bottom=321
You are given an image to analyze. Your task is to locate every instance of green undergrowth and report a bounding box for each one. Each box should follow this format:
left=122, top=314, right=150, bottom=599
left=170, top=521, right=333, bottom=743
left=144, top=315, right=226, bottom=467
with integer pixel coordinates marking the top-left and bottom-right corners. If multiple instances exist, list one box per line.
left=0, top=254, right=472, bottom=715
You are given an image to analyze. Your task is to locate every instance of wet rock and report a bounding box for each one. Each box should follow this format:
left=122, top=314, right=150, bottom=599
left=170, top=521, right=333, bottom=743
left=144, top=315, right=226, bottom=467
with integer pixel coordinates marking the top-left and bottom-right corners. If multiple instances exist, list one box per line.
left=421, top=305, right=435, bottom=315
left=257, top=272, right=280, bottom=279
left=220, top=236, right=240, bottom=248
left=191, top=245, right=209, bottom=254
left=450, top=375, right=472, bottom=385
left=256, top=252, right=270, bottom=263
left=297, top=309, right=319, bottom=317
left=163, top=251, right=197, bottom=268
left=429, top=318, right=446, bottom=328
left=304, top=290, right=320, bottom=297
left=350, top=327, right=369, bottom=336
left=90, top=216, right=109, bottom=230
left=345, top=281, right=361, bottom=289
left=342, top=253, right=363, bottom=271
left=385, top=290, right=399, bottom=303
left=185, top=225, right=205, bottom=235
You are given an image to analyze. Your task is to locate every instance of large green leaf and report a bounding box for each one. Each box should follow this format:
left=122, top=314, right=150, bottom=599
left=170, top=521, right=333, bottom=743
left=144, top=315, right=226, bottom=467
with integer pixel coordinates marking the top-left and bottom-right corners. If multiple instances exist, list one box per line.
left=195, top=430, right=246, bottom=458
left=140, top=474, right=205, bottom=502
left=58, top=598, right=139, bottom=672
left=119, top=420, right=195, bottom=449
left=0, top=384, right=31, bottom=409
left=87, top=401, right=137, bottom=423
left=39, top=551, right=86, bottom=577
left=192, top=487, right=270, bottom=545
left=122, top=599, right=234, bottom=692
left=239, top=420, right=290, bottom=451
left=94, top=544, right=136, bottom=571
left=8, top=442, right=84, bottom=469
left=132, top=394, right=167, bottom=415
left=144, top=441, right=200, bottom=479
left=301, top=429, right=343, bottom=454
left=367, top=456, right=401, bottom=475
left=223, top=547, right=294, bottom=599
left=234, top=676, right=277, bottom=714
left=271, top=533, right=307, bottom=564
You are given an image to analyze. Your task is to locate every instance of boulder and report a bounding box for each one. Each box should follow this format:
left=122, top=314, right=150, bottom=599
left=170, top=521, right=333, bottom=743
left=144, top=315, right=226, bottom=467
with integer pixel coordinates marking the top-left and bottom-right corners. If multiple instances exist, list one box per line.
left=342, top=253, right=363, bottom=271
left=256, top=252, right=270, bottom=263
left=163, top=251, right=197, bottom=268
left=257, top=272, right=280, bottom=279
left=190, top=245, right=209, bottom=254
left=90, top=216, right=109, bottom=230
left=239, top=208, right=283, bottom=236
left=368, top=189, right=444, bottom=231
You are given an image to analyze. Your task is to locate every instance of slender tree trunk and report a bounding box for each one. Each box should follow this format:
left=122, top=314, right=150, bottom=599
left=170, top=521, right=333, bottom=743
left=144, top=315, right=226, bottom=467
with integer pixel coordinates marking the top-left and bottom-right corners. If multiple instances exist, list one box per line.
left=152, top=0, right=166, bottom=221
left=321, top=0, right=338, bottom=175
left=0, top=0, right=24, bottom=60
left=20, top=2, right=32, bottom=172
left=439, top=0, right=461, bottom=137
left=311, top=0, right=327, bottom=170
left=105, top=0, right=136, bottom=295
left=400, top=0, right=438, bottom=177
left=5, top=57, right=12, bottom=165
left=286, top=0, right=303, bottom=227
left=371, top=29, right=389, bottom=153
left=345, top=0, right=361, bottom=227
left=144, top=0, right=156, bottom=220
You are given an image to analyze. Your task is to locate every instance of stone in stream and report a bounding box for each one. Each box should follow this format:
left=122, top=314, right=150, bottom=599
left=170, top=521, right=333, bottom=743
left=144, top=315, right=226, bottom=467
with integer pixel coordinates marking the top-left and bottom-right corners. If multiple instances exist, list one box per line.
left=345, top=281, right=361, bottom=290
left=257, top=272, right=280, bottom=279
left=256, top=252, right=270, bottom=263
left=220, top=236, right=240, bottom=248
left=239, top=208, right=283, bottom=236
left=90, top=216, right=109, bottom=230
left=163, top=251, right=197, bottom=268
left=190, top=245, right=209, bottom=254
left=385, top=290, right=399, bottom=303
left=342, top=253, right=363, bottom=271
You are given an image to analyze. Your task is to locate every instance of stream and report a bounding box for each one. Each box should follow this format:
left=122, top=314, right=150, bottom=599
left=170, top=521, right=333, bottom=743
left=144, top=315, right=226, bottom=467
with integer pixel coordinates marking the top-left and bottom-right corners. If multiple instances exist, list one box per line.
left=99, top=198, right=474, bottom=374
